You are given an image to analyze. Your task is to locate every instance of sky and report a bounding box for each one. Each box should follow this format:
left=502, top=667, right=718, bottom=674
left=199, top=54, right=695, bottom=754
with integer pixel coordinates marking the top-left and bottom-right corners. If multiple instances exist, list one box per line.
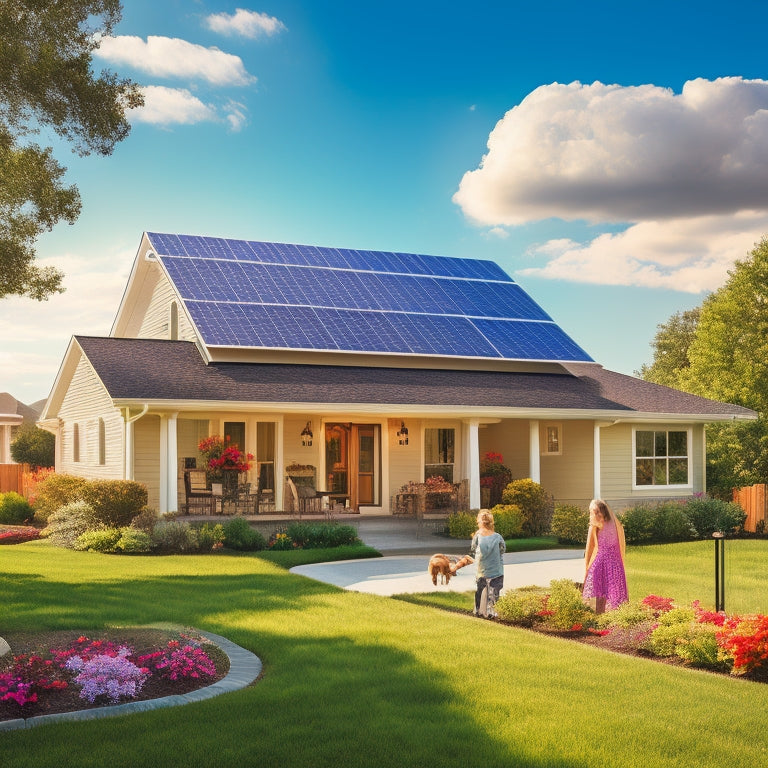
left=4, top=0, right=768, bottom=404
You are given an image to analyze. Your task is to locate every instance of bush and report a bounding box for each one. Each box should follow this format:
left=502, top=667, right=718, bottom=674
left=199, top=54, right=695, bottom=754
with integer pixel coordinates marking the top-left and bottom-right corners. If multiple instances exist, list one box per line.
left=447, top=512, right=477, bottom=539
left=0, top=491, right=34, bottom=525
left=683, top=497, right=746, bottom=537
left=285, top=522, right=360, bottom=549
left=45, top=501, right=98, bottom=548
left=489, top=505, right=524, bottom=539
left=81, top=480, right=148, bottom=528
left=33, top=473, right=88, bottom=523
left=550, top=504, right=589, bottom=544
left=654, top=501, right=697, bottom=542
left=647, top=607, right=697, bottom=656
left=195, top=522, right=225, bottom=552
left=540, top=579, right=595, bottom=631
left=495, top=587, right=547, bottom=626
left=115, top=527, right=152, bottom=554
left=130, top=507, right=159, bottom=533
left=618, top=503, right=658, bottom=544
left=10, top=424, right=55, bottom=468
left=596, top=599, right=654, bottom=629
left=74, top=528, right=122, bottom=553
left=674, top=624, right=727, bottom=670
left=150, top=520, right=198, bottom=553
left=222, top=516, right=266, bottom=551
left=501, top=479, right=553, bottom=536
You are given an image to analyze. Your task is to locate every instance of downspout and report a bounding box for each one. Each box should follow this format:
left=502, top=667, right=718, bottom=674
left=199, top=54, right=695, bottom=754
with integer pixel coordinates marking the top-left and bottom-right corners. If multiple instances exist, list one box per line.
left=123, top=405, right=149, bottom=480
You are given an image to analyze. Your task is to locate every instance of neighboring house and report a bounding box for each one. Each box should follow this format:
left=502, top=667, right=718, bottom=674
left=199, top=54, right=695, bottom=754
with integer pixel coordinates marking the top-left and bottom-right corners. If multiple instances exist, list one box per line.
left=39, top=232, right=755, bottom=515
left=0, top=393, right=42, bottom=464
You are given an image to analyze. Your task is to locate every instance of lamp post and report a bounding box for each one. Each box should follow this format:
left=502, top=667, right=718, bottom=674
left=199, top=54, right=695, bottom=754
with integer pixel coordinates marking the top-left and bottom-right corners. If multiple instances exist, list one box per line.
left=713, top=531, right=725, bottom=612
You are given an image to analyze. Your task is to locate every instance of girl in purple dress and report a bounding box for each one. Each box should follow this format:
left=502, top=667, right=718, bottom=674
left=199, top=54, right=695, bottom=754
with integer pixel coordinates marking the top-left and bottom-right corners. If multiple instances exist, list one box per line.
left=582, top=499, right=628, bottom=613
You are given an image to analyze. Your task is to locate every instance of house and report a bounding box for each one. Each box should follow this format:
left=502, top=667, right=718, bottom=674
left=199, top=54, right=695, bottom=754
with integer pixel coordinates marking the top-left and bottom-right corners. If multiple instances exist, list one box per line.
left=0, top=393, right=43, bottom=464
left=39, top=232, right=756, bottom=516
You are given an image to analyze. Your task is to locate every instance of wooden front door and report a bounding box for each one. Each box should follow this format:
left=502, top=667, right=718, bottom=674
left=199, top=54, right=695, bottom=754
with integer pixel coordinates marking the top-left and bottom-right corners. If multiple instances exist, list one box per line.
left=325, top=423, right=379, bottom=510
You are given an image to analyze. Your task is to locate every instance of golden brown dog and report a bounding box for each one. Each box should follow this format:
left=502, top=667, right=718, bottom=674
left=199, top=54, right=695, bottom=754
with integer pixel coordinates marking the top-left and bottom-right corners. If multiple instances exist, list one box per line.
left=428, top=553, right=474, bottom=585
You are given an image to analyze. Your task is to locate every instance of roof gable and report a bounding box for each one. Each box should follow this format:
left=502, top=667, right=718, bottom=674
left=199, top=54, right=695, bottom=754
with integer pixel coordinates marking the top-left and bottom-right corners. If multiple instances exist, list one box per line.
left=145, top=233, right=593, bottom=365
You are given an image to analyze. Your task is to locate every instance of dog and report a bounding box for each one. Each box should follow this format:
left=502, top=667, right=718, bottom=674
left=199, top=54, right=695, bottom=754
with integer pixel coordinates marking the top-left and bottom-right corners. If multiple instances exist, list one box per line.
left=428, top=553, right=474, bottom=586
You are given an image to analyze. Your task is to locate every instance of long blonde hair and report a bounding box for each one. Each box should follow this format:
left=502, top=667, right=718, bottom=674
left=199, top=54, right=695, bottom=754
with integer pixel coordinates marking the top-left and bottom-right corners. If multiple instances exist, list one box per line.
left=589, top=499, right=612, bottom=529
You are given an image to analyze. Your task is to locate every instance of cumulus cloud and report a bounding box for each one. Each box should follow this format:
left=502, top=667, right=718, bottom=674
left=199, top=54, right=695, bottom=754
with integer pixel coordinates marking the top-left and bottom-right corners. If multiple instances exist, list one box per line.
left=455, top=77, right=768, bottom=292
left=205, top=8, right=286, bottom=38
left=129, top=86, right=218, bottom=126
left=95, top=35, right=256, bottom=86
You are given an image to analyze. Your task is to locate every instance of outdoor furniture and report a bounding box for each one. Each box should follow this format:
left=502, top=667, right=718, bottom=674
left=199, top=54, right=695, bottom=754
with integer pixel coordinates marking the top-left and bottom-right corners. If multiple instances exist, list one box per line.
left=183, top=469, right=214, bottom=515
left=256, top=462, right=275, bottom=514
left=233, top=482, right=257, bottom=515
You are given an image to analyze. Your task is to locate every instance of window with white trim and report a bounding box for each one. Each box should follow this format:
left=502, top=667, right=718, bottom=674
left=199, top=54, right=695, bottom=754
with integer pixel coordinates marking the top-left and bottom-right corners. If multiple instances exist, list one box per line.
left=73, top=423, right=80, bottom=463
left=424, top=428, right=455, bottom=483
left=541, top=423, right=562, bottom=455
left=634, top=429, right=690, bottom=487
left=98, top=418, right=106, bottom=465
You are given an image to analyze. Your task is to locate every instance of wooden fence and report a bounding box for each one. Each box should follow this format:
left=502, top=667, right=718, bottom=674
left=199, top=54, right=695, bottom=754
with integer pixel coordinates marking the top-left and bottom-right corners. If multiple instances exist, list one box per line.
left=0, top=463, right=31, bottom=496
left=733, top=484, right=767, bottom=533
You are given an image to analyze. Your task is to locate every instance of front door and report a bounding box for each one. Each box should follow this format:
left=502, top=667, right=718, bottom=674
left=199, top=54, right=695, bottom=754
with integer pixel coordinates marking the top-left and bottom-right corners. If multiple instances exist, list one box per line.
left=325, top=423, right=380, bottom=510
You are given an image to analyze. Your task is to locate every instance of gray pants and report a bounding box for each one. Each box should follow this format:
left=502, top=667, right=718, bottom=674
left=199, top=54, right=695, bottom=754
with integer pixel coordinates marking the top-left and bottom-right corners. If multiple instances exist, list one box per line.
left=475, top=575, right=503, bottom=617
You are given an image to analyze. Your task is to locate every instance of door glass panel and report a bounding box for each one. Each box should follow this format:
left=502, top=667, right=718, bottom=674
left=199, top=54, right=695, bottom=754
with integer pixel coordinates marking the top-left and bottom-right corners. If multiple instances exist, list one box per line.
left=326, top=424, right=349, bottom=493
left=425, top=428, right=455, bottom=482
left=224, top=421, right=245, bottom=450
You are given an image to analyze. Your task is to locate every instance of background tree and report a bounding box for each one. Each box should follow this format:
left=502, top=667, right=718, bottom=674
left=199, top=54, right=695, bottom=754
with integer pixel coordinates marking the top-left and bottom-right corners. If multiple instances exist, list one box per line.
left=10, top=424, right=55, bottom=468
left=639, top=238, right=768, bottom=497
left=0, top=0, right=143, bottom=300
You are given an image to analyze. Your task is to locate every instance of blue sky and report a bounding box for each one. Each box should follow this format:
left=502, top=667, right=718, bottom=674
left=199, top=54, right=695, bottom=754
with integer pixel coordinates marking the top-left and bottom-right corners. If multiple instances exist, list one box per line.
left=4, top=0, right=768, bottom=403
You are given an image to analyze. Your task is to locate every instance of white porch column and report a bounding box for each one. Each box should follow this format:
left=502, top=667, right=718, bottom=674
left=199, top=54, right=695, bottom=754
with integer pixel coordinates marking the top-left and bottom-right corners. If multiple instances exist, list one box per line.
left=593, top=423, right=602, bottom=499
left=124, top=419, right=134, bottom=480
left=159, top=415, right=169, bottom=514
left=467, top=420, right=481, bottom=510
left=166, top=412, right=179, bottom=513
left=529, top=420, right=540, bottom=482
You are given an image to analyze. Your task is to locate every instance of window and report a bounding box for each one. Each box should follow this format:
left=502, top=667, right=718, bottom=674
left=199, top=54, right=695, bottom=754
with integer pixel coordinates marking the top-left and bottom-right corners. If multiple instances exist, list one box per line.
left=169, top=302, right=178, bottom=340
left=73, top=423, right=80, bottom=463
left=542, top=423, right=562, bottom=455
left=425, top=428, right=455, bottom=483
left=98, top=419, right=106, bottom=465
left=634, top=429, right=690, bottom=487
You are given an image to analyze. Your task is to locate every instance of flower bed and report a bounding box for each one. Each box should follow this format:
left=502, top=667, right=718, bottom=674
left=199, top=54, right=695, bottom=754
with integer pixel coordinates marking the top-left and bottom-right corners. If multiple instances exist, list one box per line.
left=0, top=628, right=228, bottom=721
left=0, top=526, right=41, bottom=545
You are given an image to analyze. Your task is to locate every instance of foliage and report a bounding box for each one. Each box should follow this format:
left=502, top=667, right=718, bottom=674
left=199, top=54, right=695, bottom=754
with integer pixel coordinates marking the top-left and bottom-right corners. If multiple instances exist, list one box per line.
left=285, top=522, right=361, bottom=549
left=647, top=607, right=698, bottom=656
left=0, top=491, right=33, bottom=524
left=674, top=624, right=727, bottom=671
left=488, top=504, right=524, bottom=538
left=447, top=511, right=477, bottom=539
left=617, top=503, right=658, bottom=544
left=9, top=424, right=54, bottom=467
left=717, top=614, right=768, bottom=675
left=500, top=478, right=554, bottom=536
left=195, top=522, right=225, bottom=552
left=550, top=503, right=590, bottom=544
left=495, top=587, right=547, bottom=627
left=198, top=436, right=253, bottom=482
left=150, top=520, right=199, bottom=553
left=267, top=531, right=296, bottom=550
left=681, top=497, right=746, bottom=537
left=653, top=501, right=698, bottom=542
left=73, top=527, right=122, bottom=552
left=130, top=507, right=159, bottom=533
left=32, top=472, right=88, bottom=522
left=0, top=652, right=68, bottom=706
left=44, top=500, right=97, bottom=548
left=0, top=0, right=143, bottom=300
left=636, top=307, right=700, bottom=386
left=80, top=479, right=149, bottom=528
left=479, top=452, right=513, bottom=506
left=595, top=599, right=655, bottom=629
left=115, top=527, right=152, bottom=554
left=0, top=526, right=41, bottom=544
left=138, top=640, right=216, bottom=681
left=65, top=648, right=149, bottom=703
left=221, top=516, right=266, bottom=551
left=539, top=579, right=595, bottom=631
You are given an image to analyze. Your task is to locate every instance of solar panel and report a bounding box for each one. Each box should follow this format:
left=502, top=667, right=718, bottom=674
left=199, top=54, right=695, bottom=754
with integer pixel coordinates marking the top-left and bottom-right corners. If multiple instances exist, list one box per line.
left=147, top=232, right=593, bottom=363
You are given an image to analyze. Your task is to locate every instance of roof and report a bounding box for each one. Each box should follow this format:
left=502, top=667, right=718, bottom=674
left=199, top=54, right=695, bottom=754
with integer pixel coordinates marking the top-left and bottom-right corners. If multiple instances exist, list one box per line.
left=145, top=232, right=593, bottom=364
left=73, top=336, right=756, bottom=420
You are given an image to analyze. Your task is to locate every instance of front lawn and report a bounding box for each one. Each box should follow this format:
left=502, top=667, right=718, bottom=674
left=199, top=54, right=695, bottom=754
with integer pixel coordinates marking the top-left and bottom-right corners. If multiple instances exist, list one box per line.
left=2, top=539, right=768, bottom=768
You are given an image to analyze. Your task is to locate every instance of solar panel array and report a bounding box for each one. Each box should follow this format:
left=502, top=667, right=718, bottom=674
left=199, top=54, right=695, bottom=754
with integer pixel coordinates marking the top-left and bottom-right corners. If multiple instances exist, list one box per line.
left=147, top=232, right=593, bottom=362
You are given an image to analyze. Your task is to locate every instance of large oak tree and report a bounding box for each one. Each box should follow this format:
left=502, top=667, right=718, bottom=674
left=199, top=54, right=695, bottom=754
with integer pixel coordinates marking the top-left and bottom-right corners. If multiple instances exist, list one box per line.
left=0, top=0, right=143, bottom=300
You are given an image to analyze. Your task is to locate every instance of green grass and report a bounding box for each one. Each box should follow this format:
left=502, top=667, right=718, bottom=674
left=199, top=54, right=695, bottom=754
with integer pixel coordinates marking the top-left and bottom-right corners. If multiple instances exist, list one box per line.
left=3, top=539, right=768, bottom=768
left=504, top=534, right=580, bottom=552
left=255, top=543, right=381, bottom=568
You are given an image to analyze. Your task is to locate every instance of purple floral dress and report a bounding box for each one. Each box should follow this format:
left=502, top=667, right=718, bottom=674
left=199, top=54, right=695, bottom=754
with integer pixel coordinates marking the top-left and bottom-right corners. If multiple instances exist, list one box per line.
left=582, top=517, right=628, bottom=610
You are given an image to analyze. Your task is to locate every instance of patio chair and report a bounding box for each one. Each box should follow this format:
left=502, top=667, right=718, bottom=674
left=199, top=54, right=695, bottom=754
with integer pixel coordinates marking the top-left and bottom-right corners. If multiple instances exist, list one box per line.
left=183, top=469, right=214, bottom=515
left=256, top=461, right=275, bottom=514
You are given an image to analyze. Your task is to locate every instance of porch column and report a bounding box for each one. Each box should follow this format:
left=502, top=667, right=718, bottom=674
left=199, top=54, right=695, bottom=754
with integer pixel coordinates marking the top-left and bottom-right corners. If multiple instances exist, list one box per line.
left=124, top=419, right=134, bottom=480
left=593, top=423, right=601, bottom=499
left=529, top=420, right=540, bottom=482
left=159, top=415, right=169, bottom=514
left=467, top=420, right=481, bottom=510
left=166, top=412, right=179, bottom=513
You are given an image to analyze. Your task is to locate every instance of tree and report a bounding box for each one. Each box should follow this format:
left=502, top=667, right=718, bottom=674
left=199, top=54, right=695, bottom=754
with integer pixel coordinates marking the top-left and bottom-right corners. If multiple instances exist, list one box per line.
left=635, top=307, right=700, bottom=387
left=0, top=0, right=143, bottom=300
left=10, top=424, right=55, bottom=467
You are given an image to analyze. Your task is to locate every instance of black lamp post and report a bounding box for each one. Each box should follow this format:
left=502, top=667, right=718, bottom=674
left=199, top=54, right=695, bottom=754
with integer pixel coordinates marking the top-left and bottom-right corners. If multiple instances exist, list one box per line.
left=713, top=531, right=725, bottom=612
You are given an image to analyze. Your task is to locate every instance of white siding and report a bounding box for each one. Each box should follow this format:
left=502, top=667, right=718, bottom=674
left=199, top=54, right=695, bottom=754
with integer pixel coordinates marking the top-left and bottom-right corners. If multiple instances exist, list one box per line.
left=57, top=356, right=123, bottom=479
left=136, top=275, right=196, bottom=340
left=539, top=420, right=593, bottom=504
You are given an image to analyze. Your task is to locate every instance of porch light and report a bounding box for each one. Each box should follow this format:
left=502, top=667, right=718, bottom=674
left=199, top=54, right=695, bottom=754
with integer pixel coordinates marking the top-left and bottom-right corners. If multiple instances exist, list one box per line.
left=397, top=421, right=409, bottom=446
left=301, top=421, right=313, bottom=447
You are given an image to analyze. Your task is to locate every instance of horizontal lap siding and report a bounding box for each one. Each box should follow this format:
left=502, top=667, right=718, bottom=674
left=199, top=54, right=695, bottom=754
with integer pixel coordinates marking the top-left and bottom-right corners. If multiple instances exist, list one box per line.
left=540, top=421, right=593, bottom=503
left=134, top=416, right=160, bottom=510
left=133, top=270, right=196, bottom=341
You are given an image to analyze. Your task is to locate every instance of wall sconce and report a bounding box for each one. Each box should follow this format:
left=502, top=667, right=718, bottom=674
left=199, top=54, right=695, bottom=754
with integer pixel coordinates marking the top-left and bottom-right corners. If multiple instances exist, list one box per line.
left=300, top=421, right=313, bottom=447
left=397, top=421, right=409, bottom=446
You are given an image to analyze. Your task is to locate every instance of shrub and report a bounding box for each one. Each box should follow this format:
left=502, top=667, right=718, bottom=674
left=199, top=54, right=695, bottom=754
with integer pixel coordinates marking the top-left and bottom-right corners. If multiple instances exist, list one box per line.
left=654, top=501, right=697, bottom=542
left=222, top=516, right=266, bottom=551
left=195, top=522, right=225, bottom=552
left=151, top=520, right=198, bottom=553
left=489, top=504, right=524, bottom=539
left=45, top=501, right=98, bottom=548
left=596, top=599, right=655, bottom=629
left=286, top=522, right=360, bottom=549
left=675, top=624, right=727, bottom=670
left=550, top=504, right=589, bottom=544
left=268, top=531, right=295, bottom=550
left=447, top=512, right=477, bottom=539
left=647, top=607, right=697, bottom=656
left=74, top=528, right=122, bottom=553
left=717, top=614, right=768, bottom=675
left=10, top=424, right=55, bottom=468
left=540, top=579, right=595, bottom=631
left=501, top=479, right=553, bottom=536
left=130, top=507, right=159, bottom=533
left=115, top=527, right=152, bottom=554
left=81, top=480, right=148, bottom=528
left=0, top=527, right=41, bottom=544
left=0, top=491, right=34, bottom=525
left=683, top=497, right=746, bottom=537
left=618, top=503, right=658, bottom=544
left=32, top=473, right=88, bottom=523
left=495, top=587, right=547, bottom=626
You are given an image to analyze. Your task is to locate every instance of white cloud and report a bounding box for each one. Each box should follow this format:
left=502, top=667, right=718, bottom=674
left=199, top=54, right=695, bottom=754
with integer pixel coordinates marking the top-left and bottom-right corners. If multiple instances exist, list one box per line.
left=205, top=8, right=286, bottom=38
left=224, top=100, right=249, bottom=132
left=95, top=35, right=256, bottom=86
left=455, top=77, right=768, bottom=293
left=519, top=211, right=768, bottom=293
left=129, top=86, right=218, bottom=126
